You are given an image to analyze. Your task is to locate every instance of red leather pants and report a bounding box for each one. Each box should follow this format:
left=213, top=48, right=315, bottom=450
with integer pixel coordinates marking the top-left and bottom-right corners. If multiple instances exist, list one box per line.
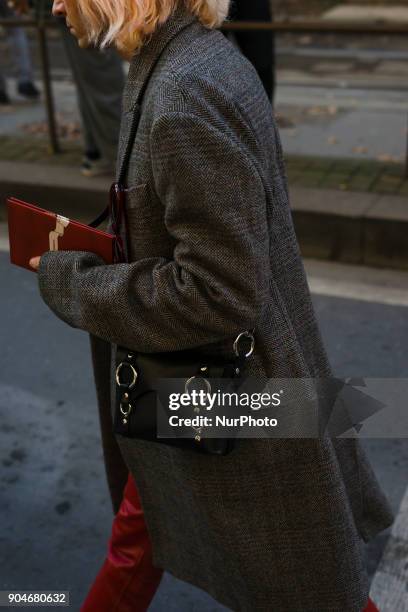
left=80, top=473, right=163, bottom=611
left=81, top=472, right=380, bottom=612
left=364, top=598, right=380, bottom=612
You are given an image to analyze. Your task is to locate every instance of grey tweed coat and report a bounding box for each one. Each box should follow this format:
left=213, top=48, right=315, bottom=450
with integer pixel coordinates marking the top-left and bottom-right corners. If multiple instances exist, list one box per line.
left=37, top=4, right=394, bottom=611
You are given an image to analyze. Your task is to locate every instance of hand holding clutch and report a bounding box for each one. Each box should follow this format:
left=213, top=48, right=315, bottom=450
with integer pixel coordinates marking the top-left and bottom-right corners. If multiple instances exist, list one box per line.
left=6, top=196, right=116, bottom=272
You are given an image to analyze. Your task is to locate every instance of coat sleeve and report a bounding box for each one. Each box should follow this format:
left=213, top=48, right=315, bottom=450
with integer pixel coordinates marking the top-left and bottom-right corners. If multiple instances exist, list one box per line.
left=37, top=110, right=270, bottom=353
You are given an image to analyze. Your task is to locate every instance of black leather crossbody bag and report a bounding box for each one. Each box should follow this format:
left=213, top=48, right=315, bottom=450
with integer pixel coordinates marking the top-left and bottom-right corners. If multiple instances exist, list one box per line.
left=111, top=333, right=255, bottom=455
left=88, top=45, right=256, bottom=456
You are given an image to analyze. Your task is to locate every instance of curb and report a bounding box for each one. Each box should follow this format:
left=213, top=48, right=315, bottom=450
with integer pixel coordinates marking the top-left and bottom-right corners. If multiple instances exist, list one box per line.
left=290, top=187, right=408, bottom=271
left=1, top=161, right=407, bottom=270
left=0, top=161, right=111, bottom=222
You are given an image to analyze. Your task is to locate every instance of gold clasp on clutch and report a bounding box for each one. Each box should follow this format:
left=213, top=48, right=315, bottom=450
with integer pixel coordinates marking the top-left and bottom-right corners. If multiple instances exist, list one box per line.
left=49, top=215, right=70, bottom=251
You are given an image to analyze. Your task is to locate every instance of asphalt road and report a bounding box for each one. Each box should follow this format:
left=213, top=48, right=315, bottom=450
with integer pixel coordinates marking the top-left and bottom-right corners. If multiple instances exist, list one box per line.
left=0, top=251, right=407, bottom=610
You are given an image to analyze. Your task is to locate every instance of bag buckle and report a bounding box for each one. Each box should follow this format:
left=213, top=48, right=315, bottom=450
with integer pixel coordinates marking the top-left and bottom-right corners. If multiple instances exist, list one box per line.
left=115, top=361, right=138, bottom=389
left=119, top=391, right=132, bottom=425
left=233, top=331, right=255, bottom=358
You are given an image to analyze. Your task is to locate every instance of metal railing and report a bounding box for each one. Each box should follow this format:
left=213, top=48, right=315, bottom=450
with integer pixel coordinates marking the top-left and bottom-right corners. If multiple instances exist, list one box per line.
left=0, top=16, right=59, bottom=152
left=0, top=15, right=407, bottom=173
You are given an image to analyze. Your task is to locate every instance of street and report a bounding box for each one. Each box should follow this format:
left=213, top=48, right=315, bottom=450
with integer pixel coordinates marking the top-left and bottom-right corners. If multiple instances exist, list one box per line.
left=0, top=247, right=407, bottom=610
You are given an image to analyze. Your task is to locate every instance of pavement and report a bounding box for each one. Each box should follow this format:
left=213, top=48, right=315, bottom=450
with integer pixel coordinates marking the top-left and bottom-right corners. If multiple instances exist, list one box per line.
left=276, top=85, right=408, bottom=162
left=323, top=4, right=408, bottom=23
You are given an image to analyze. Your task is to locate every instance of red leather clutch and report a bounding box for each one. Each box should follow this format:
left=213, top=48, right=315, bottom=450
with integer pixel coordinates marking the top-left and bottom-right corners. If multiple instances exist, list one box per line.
left=6, top=197, right=116, bottom=272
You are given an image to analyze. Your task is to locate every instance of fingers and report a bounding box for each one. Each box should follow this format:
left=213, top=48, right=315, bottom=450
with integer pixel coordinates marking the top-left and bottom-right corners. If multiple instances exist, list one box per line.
left=29, top=256, right=41, bottom=271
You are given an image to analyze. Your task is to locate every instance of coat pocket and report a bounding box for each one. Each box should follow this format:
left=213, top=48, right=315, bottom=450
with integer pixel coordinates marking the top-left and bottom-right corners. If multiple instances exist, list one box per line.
left=126, top=182, right=150, bottom=210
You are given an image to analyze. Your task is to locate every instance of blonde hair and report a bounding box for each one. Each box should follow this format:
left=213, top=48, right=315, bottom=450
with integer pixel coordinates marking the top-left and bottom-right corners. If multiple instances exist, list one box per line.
left=76, top=0, right=231, bottom=56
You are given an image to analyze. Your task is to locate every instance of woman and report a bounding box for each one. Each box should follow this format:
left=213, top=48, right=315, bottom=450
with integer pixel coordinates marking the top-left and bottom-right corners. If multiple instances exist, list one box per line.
left=30, top=1, right=393, bottom=610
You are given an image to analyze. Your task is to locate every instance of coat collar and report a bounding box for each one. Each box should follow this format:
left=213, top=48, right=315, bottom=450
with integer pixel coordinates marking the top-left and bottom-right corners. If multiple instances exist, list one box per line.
left=122, top=4, right=198, bottom=113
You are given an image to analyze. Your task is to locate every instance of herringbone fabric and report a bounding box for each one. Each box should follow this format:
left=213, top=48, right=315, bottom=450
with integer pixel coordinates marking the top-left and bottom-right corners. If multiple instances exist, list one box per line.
left=38, top=4, right=394, bottom=610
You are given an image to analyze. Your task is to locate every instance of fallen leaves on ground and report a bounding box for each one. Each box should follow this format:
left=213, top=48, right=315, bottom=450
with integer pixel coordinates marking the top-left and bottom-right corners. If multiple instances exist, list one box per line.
left=21, top=113, right=81, bottom=140
left=275, top=113, right=296, bottom=128
left=376, top=154, right=404, bottom=163
left=353, top=146, right=368, bottom=154
left=307, top=105, right=338, bottom=117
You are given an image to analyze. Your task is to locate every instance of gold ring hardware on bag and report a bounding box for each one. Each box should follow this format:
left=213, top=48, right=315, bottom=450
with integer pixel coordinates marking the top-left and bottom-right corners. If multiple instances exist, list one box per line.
left=120, top=400, right=132, bottom=425
left=115, top=362, right=138, bottom=389
left=233, top=331, right=255, bottom=358
left=120, top=402, right=132, bottom=417
left=184, top=376, right=212, bottom=396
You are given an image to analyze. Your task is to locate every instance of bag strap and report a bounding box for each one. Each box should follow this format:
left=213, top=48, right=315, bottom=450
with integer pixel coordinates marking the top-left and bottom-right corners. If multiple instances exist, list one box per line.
left=88, top=27, right=180, bottom=229
left=88, top=205, right=110, bottom=229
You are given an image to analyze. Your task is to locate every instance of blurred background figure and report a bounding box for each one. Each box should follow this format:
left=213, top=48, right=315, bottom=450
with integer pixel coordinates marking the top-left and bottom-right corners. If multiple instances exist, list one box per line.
left=57, top=18, right=125, bottom=177
left=226, top=0, right=275, bottom=104
left=0, top=0, right=40, bottom=104
left=5, top=0, right=124, bottom=176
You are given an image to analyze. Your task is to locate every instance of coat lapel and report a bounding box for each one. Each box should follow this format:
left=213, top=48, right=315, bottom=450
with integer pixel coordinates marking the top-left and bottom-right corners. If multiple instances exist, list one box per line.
left=116, top=4, right=197, bottom=180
